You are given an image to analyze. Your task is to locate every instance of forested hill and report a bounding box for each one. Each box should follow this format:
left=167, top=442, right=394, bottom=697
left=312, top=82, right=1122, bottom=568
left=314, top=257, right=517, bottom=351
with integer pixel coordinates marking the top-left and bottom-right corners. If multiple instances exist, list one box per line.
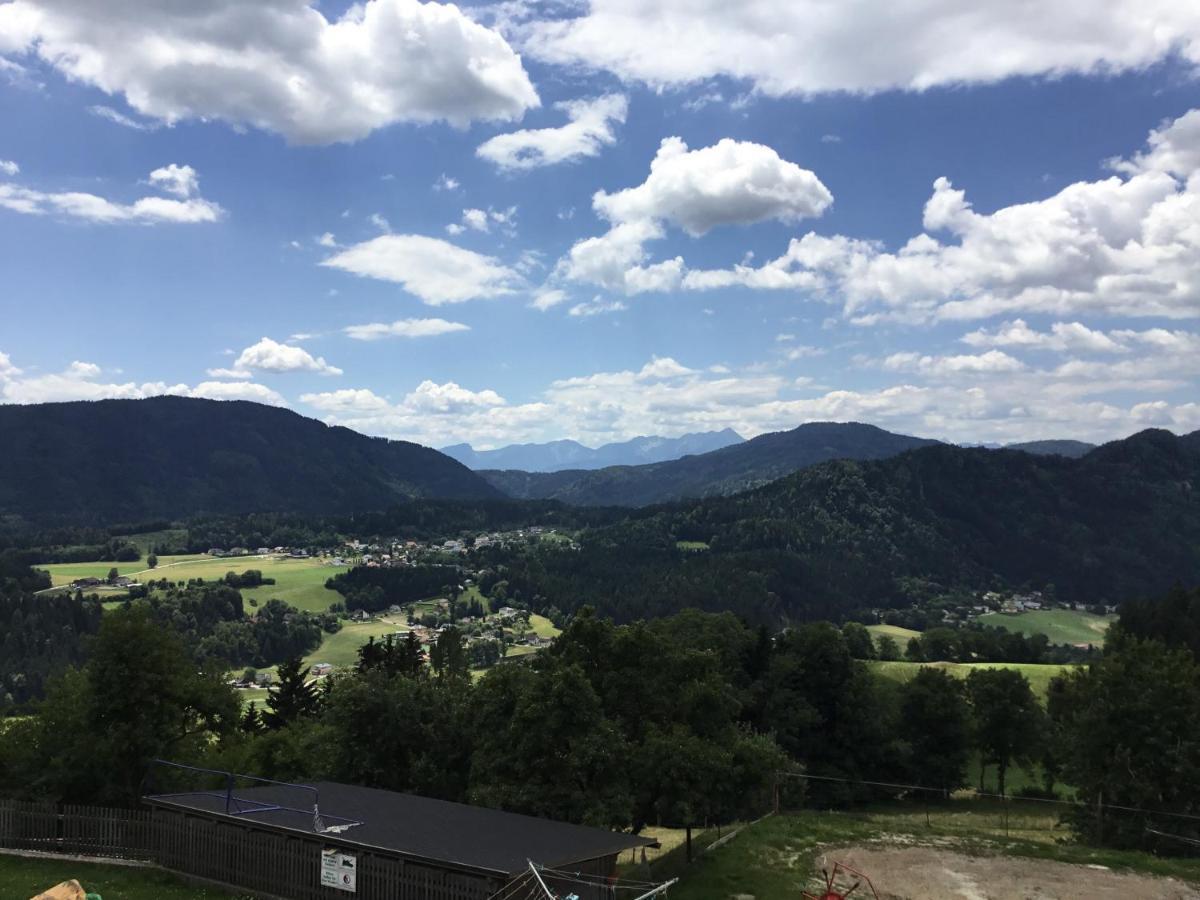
left=480, top=421, right=940, bottom=507
left=0, top=397, right=501, bottom=522
left=487, top=428, right=1200, bottom=623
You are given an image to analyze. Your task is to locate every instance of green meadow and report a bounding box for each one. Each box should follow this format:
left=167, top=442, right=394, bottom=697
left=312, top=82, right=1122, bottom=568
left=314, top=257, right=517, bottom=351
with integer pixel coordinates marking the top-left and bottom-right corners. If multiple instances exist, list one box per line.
left=866, top=623, right=922, bottom=645
left=41, top=554, right=349, bottom=614
left=869, top=659, right=1076, bottom=700
left=304, top=620, right=406, bottom=669
left=979, top=608, right=1113, bottom=646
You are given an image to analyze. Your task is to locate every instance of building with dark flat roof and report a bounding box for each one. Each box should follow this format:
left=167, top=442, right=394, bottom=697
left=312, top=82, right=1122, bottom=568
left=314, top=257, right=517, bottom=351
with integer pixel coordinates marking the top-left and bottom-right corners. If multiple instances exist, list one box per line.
left=144, top=779, right=654, bottom=900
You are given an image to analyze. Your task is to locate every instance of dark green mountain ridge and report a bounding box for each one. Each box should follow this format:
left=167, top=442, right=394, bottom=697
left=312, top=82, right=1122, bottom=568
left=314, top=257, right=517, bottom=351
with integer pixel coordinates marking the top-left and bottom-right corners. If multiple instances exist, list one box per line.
left=0, top=396, right=501, bottom=522
left=480, top=421, right=942, bottom=507
left=485, top=428, right=1200, bottom=623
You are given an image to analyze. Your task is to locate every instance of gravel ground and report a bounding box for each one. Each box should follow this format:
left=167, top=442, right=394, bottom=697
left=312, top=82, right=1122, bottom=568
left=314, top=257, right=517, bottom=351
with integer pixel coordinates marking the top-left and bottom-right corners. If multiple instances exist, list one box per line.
left=810, top=845, right=1200, bottom=900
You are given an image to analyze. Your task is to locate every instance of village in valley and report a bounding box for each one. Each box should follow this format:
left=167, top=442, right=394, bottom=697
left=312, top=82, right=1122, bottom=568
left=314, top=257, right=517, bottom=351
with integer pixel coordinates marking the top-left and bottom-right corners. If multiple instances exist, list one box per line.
left=54, top=526, right=572, bottom=695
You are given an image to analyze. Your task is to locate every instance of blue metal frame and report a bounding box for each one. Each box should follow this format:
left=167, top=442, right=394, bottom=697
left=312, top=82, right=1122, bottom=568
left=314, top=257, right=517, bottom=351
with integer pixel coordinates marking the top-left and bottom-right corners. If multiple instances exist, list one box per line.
left=147, top=759, right=363, bottom=832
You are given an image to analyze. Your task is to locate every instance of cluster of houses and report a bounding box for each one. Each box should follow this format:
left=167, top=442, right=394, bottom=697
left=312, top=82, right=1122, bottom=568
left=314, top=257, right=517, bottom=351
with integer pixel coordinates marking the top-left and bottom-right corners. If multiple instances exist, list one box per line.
left=984, top=590, right=1044, bottom=613
left=207, top=547, right=309, bottom=559
left=326, top=528, right=571, bottom=571
left=872, top=587, right=1119, bottom=634
left=70, top=574, right=137, bottom=590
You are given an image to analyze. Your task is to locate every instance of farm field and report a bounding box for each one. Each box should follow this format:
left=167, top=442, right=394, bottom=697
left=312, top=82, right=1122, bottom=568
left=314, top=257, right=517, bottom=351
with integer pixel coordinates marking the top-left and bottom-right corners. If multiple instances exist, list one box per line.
left=869, top=660, right=1076, bottom=700
left=979, top=608, right=1114, bottom=647
left=239, top=560, right=348, bottom=614
left=302, top=620, right=405, bottom=670
left=666, top=806, right=1200, bottom=900
left=528, top=613, right=559, bottom=639
left=0, top=854, right=247, bottom=899
left=39, top=554, right=207, bottom=586
left=41, top=554, right=349, bottom=613
left=866, top=623, right=921, bottom=645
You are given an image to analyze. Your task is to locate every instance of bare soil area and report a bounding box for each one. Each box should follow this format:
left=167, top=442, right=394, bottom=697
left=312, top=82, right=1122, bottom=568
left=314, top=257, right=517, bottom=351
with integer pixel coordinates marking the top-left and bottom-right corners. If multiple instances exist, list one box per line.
left=816, top=845, right=1200, bottom=900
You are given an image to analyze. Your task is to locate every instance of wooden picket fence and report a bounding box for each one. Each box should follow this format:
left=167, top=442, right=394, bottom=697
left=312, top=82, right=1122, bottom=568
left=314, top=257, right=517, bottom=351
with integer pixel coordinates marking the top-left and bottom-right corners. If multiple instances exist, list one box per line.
left=0, top=799, right=152, bottom=859
left=0, top=799, right=503, bottom=899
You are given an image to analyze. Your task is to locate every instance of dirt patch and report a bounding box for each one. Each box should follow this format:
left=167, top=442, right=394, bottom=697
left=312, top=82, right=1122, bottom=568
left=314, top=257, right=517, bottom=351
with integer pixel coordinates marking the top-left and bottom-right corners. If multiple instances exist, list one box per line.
left=813, top=845, right=1200, bottom=900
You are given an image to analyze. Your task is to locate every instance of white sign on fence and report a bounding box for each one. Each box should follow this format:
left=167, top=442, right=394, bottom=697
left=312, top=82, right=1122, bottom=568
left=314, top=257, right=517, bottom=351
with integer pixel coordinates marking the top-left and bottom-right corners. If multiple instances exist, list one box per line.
left=320, top=848, right=357, bottom=892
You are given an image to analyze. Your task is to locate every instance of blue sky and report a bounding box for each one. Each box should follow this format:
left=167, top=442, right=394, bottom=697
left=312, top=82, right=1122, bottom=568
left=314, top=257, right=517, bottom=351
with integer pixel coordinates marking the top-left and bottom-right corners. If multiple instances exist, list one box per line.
left=1, top=0, right=1199, bottom=448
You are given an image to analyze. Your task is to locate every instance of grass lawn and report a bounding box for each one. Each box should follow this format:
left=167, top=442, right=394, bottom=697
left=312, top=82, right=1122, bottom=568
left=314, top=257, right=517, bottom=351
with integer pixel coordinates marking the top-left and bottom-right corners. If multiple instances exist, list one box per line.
left=40, top=554, right=207, bottom=587
left=239, top=561, right=348, bottom=614
left=238, top=620, right=406, bottom=701
left=300, top=620, right=405, bottom=670
left=42, top=555, right=349, bottom=614
left=666, top=805, right=1200, bottom=900
left=0, top=854, right=248, bottom=899
left=504, top=644, right=540, bottom=658
left=979, top=608, right=1114, bottom=647
left=236, top=687, right=271, bottom=708
left=527, top=613, right=560, bottom=639
left=869, top=659, right=1076, bottom=701
left=866, top=623, right=921, bottom=645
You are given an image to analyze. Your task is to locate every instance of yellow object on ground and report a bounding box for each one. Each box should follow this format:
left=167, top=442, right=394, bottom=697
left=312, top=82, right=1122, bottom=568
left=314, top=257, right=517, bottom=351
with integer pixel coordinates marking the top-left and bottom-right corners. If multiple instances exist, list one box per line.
left=30, top=879, right=87, bottom=900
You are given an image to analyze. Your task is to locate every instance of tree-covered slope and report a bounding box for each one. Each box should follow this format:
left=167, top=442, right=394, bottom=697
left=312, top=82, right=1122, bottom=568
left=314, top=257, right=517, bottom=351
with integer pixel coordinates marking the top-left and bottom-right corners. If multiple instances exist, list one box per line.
left=0, top=397, right=501, bottom=522
left=481, top=422, right=940, bottom=507
left=483, top=429, right=1200, bottom=623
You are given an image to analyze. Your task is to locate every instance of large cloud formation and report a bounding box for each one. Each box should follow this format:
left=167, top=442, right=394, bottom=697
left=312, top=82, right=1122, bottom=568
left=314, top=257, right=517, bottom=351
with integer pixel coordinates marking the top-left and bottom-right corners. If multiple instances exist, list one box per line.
left=299, top=347, right=1200, bottom=450
left=561, top=136, right=832, bottom=294
left=0, top=357, right=286, bottom=405
left=0, top=0, right=539, bottom=144
left=635, top=108, right=1200, bottom=323
left=523, top=0, right=1200, bottom=97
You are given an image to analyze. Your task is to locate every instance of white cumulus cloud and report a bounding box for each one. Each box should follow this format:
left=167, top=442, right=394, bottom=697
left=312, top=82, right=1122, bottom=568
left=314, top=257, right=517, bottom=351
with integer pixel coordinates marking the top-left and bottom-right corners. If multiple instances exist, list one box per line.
left=0, top=0, right=539, bottom=144
left=595, top=136, right=832, bottom=236
left=559, top=137, right=831, bottom=295
left=477, top=93, right=628, bottom=170
left=321, top=234, right=520, bottom=305
left=0, top=164, right=222, bottom=224
left=147, top=163, right=198, bottom=198
left=690, top=108, right=1200, bottom=322
left=343, top=318, right=470, bottom=340
left=0, top=356, right=285, bottom=406
left=233, top=337, right=343, bottom=376
left=523, top=1, right=1200, bottom=98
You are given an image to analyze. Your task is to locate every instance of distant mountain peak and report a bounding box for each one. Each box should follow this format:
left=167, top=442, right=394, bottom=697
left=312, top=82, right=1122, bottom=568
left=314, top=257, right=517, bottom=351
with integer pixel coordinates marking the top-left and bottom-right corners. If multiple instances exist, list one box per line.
left=481, top=420, right=939, bottom=506
left=441, top=429, right=745, bottom=472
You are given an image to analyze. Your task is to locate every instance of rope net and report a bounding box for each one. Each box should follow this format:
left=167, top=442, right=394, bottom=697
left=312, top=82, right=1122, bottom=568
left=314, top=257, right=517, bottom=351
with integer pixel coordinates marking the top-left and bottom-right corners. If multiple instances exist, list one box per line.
left=488, top=862, right=676, bottom=900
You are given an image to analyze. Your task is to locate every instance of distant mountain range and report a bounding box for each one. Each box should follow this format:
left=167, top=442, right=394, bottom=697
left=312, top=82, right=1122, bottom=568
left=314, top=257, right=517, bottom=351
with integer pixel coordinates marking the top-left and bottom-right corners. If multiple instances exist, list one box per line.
left=481, top=422, right=941, bottom=507
left=1005, top=439, right=1097, bottom=458
left=0, top=397, right=500, bottom=522
left=0, top=396, right=1130, bottom=525
left=507, top=427, right=1200, bottom=623
left=441, top=429, right=744, bottom=472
